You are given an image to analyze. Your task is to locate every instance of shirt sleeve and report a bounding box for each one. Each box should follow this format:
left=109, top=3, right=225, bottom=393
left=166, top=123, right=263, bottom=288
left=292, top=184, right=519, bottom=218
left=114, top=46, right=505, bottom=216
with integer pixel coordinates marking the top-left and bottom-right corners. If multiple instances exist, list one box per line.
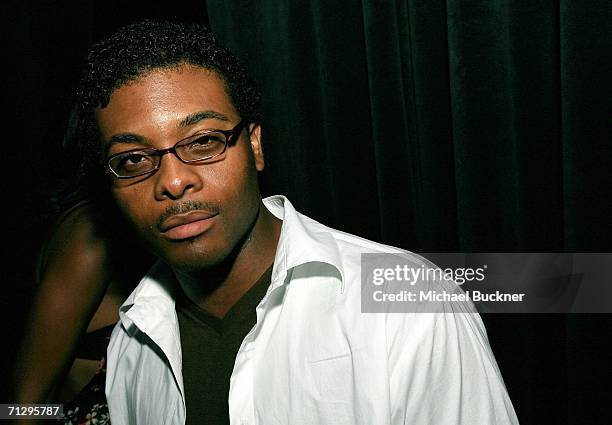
left=386, top=300, right=520, bottom=425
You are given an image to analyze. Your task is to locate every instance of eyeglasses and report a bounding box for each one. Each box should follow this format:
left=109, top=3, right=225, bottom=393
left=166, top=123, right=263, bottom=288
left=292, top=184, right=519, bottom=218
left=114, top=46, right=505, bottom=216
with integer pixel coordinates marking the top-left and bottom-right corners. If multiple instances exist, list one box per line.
left=105, top=120, right=247, bottom=179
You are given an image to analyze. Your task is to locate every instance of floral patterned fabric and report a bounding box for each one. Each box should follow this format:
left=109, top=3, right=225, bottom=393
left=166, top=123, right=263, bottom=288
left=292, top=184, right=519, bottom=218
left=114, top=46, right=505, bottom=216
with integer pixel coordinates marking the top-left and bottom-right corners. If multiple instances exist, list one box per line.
left=62, top=357, right=110, bottom=425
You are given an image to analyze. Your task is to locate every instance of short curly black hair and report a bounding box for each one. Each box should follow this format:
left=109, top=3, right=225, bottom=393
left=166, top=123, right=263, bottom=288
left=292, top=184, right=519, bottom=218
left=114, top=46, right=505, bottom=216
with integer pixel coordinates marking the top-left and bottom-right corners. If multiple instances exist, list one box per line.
left=66, top=20, right=262, bottom=197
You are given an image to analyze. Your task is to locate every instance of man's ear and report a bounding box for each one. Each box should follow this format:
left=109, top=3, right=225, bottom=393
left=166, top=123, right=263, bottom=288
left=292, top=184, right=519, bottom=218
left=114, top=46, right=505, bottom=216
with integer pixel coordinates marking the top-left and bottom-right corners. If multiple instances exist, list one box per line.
left=249, top=123, right=265, bottom=171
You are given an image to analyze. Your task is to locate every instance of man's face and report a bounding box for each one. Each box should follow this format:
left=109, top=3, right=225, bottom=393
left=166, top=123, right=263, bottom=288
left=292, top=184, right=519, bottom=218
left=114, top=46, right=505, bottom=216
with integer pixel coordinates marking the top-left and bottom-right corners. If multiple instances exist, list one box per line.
left=96, top=64, right=265, bottom=272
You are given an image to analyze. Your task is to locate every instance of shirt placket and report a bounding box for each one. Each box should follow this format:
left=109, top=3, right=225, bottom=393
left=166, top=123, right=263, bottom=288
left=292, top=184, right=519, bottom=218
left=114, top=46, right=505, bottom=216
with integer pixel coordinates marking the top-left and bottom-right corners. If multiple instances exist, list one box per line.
left=228, top=343, right=255, bottom=425
left=228, top=273, right=286, bottom=425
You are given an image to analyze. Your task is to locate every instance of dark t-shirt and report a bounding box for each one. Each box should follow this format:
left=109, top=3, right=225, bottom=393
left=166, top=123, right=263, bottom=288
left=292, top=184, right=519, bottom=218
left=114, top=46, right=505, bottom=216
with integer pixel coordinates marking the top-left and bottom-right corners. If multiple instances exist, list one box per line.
left=176, top=265, right=273, bottom=425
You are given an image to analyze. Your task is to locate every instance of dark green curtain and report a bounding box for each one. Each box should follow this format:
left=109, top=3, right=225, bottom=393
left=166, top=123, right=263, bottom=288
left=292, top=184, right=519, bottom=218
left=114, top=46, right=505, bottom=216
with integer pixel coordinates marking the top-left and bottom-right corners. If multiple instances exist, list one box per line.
left=207, top=0, right=611, bottom=253
left=206, top=1, right=612, bottom=424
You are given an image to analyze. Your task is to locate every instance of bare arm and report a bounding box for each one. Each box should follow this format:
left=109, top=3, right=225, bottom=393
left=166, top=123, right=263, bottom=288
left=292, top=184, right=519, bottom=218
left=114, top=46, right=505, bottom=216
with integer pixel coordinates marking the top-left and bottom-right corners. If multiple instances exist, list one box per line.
left=12, top=204, right=114, bottom=404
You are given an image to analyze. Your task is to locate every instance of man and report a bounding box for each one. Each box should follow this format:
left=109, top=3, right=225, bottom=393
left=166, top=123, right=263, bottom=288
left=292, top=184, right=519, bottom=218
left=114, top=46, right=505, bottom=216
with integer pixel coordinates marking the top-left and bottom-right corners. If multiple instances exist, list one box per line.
left=72, top=21, right=518, bottom=424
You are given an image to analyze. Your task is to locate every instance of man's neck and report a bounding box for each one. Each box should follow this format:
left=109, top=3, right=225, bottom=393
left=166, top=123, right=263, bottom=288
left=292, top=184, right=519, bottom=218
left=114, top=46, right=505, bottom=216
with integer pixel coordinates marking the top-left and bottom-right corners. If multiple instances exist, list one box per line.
left=174, top=201, right=282, bottom=319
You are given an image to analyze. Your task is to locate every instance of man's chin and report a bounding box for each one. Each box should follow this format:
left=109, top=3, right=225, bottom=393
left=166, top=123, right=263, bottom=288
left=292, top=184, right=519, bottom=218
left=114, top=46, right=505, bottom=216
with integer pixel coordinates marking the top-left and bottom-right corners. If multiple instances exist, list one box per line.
left=157, top=243, right=233, bottom=276
left=161, top=253, right=219, bottom=274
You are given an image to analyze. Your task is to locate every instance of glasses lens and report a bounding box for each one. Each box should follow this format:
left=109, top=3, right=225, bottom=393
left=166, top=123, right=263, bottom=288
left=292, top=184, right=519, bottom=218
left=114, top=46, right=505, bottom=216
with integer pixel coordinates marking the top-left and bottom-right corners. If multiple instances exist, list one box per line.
left=177, top=132, right=227, bottom=161
left=109, top=150, right=158, bottom=177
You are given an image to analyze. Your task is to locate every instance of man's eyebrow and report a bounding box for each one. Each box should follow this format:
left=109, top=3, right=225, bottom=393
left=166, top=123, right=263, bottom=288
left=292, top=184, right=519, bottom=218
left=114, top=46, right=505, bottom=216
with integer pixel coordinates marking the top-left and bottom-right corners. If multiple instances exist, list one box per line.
left=103, top=133, right=147, bottom=156
left=178, top=110, right=229, bottom=128
left=107, top=133, right=144, bottom=144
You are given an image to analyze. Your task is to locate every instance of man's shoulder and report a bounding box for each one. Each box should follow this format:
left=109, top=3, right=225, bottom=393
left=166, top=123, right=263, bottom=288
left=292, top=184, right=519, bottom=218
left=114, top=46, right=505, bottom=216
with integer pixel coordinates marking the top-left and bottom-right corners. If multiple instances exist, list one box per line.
left=301, top=212, right=434, bottom=277
left=328, top=223, right=405, bottom=255
left=296, top=209, right=406, bottom=255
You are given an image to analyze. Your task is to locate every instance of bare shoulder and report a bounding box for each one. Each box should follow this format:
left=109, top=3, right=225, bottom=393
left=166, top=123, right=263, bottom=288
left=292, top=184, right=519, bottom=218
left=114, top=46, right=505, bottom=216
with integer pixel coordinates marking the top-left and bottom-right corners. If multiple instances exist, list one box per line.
left=39, top=201, right=113, bottom=282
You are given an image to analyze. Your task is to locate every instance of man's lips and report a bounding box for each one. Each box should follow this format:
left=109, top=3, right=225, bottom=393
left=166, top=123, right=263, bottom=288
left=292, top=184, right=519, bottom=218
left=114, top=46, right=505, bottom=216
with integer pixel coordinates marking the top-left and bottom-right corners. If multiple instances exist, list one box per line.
left=159, top=210, right=218, bottom=240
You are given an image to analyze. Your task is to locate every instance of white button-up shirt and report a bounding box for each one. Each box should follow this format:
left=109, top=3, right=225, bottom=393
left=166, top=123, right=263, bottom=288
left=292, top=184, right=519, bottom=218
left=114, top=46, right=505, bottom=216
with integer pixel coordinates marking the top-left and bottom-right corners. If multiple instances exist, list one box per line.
left=106, top=195, right=519, bottom=425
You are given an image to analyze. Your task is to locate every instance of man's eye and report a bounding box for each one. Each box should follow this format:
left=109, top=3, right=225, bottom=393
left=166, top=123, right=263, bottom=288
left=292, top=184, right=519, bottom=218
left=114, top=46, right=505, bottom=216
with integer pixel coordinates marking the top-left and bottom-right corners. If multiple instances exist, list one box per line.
left=125, top=154, right=146, bottom=164
left=117, top=152, right=154, bottom=170
left=193, top=134, right=223, bottom=146
left=186, top=134, right=224, bottom=154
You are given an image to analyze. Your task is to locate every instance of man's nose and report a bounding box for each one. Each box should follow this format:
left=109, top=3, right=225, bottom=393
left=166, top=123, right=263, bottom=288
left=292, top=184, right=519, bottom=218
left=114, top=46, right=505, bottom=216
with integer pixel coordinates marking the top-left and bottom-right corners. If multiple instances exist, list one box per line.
left=153, top=153, right=204, bottom=201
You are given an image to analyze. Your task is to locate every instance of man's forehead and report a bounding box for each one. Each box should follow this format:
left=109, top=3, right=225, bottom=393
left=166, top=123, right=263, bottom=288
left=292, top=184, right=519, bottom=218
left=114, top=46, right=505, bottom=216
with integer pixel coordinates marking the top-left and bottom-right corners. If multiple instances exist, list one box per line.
left=96, top=66, right=238, bottom=130
left=103, top=65, right=228, bottom=103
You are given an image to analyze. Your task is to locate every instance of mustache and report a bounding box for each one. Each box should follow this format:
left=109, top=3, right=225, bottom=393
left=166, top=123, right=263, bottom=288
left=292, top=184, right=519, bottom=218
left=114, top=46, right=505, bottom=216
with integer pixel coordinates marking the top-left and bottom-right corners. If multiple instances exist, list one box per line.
left=156, top=200, right=221, bottom=229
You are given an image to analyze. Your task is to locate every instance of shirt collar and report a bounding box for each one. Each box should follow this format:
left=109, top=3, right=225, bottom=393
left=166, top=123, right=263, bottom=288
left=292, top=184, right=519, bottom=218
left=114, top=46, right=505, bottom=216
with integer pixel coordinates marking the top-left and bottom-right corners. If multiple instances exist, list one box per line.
left=118, top=261, right=184, bottom=397
left=119, top=260, right=178, bottom=334
left=263, top=195, right=345, bottom=292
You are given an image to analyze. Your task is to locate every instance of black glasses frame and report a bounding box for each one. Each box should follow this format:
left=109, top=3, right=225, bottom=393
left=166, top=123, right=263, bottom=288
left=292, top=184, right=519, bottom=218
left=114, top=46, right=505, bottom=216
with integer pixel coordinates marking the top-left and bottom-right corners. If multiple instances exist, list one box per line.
left=105, top=120, right=248, bottom=179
